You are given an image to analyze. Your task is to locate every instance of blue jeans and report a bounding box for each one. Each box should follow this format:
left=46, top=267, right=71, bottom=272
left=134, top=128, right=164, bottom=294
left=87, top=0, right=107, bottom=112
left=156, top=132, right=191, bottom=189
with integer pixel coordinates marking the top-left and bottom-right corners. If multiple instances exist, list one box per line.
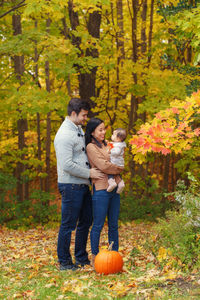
left=57, top=183, right=92, bottom=265
left=90, top=186, right=120, bottom=255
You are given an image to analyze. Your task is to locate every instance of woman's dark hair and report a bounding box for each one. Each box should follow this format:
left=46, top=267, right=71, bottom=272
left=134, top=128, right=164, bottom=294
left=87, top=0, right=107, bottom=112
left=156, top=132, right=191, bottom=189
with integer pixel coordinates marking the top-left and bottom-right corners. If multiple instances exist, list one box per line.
left=67, top=98, right=90, bottom=116
left=85, top=118, right=107, bottom=148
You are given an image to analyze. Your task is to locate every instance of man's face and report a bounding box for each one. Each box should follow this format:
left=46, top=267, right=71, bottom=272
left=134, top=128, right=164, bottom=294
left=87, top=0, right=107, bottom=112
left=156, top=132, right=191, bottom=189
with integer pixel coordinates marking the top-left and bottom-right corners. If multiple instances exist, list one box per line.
left=74, top=109, right=88, bottom=126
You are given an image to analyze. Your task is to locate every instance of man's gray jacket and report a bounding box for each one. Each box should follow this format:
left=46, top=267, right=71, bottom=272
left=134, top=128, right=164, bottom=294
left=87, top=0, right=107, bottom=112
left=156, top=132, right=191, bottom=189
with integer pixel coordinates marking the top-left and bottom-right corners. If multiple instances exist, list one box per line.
left=54, top=117, right=90, bottom=185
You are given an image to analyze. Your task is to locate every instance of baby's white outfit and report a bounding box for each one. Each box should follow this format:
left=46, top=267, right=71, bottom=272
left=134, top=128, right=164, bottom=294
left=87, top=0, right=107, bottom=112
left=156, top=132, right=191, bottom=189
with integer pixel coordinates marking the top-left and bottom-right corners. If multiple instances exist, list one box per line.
left=107, top=141, right=126, bottom=194
left=110, top=141, right=126, bottom=167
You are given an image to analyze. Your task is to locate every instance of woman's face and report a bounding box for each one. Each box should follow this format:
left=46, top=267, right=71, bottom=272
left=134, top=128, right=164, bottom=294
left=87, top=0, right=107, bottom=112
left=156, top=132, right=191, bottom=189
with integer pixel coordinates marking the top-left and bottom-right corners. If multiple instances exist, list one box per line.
left=92, top=122, right=106, bottom=143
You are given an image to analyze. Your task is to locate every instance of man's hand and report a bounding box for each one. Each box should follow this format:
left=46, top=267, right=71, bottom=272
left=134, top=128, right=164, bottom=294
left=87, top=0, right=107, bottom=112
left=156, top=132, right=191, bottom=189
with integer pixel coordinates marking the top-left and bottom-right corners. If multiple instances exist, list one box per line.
left=90, top=168, right=104, bottom=179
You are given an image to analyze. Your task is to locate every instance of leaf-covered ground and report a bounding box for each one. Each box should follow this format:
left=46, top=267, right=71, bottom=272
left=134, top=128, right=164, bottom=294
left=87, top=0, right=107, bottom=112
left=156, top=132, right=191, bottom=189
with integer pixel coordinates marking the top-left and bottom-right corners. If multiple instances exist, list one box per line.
left=1, top=221, right=200, bottom=299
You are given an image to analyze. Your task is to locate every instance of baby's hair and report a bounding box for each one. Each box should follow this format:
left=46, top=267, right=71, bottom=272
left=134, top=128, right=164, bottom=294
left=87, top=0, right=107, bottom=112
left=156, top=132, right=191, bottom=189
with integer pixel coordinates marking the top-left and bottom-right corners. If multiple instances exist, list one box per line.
left=115, top=128, right=127, bottom=142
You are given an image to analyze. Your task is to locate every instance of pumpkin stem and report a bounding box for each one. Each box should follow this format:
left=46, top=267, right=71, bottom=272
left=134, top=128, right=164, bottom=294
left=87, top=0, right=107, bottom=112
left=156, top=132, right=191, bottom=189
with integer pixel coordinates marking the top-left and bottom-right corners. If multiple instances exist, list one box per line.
left=108, top=241, right=114, bottom=251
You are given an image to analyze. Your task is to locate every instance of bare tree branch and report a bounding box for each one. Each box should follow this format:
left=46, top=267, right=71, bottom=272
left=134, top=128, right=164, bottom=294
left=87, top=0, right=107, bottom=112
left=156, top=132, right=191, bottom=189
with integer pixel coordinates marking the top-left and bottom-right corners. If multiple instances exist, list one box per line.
left=0, top=0, right=26, bottom=19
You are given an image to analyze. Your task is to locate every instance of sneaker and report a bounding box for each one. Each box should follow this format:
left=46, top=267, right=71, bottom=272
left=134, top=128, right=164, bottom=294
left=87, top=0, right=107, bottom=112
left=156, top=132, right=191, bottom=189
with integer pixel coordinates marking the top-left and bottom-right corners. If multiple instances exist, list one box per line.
left=107, top=178, right=117, bottom=192
left=60, top=263, right=78, bottom=271
left=75, top=259, right=90, bottom=267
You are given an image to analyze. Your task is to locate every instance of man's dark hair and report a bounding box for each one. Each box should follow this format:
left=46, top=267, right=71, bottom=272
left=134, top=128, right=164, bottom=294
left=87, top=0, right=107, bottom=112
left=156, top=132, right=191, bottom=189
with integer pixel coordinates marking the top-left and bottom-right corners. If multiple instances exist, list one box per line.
left=115, top=128, right=127, bottom=142
left=67, top=98, right=90, bottom=116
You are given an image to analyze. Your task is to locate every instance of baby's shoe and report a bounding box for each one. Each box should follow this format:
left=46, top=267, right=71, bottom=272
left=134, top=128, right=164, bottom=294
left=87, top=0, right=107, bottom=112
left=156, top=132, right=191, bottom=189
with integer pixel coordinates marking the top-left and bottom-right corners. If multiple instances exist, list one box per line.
left=117, top=180, right=125, bottom=194
left=107, top=178, right=117, bottom=192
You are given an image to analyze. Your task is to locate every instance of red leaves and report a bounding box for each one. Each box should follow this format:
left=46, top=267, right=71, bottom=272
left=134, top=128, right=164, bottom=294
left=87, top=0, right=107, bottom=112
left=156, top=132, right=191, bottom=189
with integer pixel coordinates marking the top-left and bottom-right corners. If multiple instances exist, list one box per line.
left=194, top=128, right=200, bottom=136
left=129, top=92, right=200, bottom=162
left=161, top=148, right=171, bottom=155
left=171, top=107, right=180, bottom=114
left=143, top=142, right=151, bottom=150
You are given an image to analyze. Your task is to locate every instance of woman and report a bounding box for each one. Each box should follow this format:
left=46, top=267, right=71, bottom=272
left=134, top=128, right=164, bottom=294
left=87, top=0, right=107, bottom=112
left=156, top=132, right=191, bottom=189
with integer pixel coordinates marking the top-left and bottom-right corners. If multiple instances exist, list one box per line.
left=85, top=118, right=124, bottom=265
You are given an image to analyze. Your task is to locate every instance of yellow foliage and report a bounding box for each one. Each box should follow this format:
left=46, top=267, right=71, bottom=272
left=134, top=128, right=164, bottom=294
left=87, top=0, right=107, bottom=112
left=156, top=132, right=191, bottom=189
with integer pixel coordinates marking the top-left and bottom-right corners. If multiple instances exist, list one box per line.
left=0, top=136, right=18, bottom=154
left=157, top=247, right=167, bottom=261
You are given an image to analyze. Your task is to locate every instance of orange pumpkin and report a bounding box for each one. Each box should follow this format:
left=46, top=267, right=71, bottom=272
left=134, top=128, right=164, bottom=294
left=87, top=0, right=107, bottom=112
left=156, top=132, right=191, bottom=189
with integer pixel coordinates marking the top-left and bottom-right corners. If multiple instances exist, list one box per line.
left=94, top=249, right=123, bottom=275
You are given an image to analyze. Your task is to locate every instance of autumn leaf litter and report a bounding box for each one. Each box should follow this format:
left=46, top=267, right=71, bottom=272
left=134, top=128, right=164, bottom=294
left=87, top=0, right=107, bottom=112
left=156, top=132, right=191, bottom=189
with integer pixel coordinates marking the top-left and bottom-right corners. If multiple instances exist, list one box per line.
left=0, top=222, right=200, bottom=299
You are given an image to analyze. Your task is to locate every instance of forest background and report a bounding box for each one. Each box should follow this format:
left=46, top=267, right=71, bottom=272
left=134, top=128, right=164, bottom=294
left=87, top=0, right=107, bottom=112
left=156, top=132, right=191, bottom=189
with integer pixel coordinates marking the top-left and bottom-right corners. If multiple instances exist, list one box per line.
left=0, top=0, right=200, bottom=228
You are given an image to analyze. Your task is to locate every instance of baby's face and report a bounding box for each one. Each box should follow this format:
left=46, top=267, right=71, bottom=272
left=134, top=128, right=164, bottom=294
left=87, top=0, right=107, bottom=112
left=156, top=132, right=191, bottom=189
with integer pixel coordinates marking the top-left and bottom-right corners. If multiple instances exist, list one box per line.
left=111, top=131, right=119, bottom=142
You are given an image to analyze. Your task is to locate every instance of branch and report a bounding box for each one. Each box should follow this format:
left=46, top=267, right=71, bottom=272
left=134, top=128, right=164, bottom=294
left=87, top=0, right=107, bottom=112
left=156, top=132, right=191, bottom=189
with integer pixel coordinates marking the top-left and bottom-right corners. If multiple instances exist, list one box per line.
left=0, top=1, right=26, bottom=19
left=127, top=0, right=133, bottom=20
left=27, top=71, right=42, bottom=88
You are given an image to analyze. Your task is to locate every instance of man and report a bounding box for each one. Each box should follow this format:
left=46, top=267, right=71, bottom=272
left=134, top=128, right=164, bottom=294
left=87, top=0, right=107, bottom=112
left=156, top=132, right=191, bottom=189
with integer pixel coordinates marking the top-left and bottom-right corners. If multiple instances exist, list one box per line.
left=54, top=98, right=103, bottom=271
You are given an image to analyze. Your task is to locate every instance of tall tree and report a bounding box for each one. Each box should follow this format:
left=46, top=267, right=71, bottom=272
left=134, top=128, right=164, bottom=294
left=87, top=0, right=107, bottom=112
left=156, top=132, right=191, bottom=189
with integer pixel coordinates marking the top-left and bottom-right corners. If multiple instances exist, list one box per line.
left=12, top=10, right=28, bottom=202
left=44, top=18, right=52, bottom=194
left=68, top=0, right=101, bottom=106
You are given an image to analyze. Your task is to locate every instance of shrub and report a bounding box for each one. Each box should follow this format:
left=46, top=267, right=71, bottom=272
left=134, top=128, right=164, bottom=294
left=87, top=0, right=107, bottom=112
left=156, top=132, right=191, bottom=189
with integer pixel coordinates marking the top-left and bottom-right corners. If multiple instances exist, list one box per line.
left=120, top=192, right=167, bottom=221
left=120, top=175, right=173, bottom=221
left=0, top=172, right=17, bottom=224
left=0, top=171, right=59, bottom=229
left=170, top=173, right=200, bottom=228
left=30, top=190, right=58, bottom=225
left=148, top=174, right=200, bottom=270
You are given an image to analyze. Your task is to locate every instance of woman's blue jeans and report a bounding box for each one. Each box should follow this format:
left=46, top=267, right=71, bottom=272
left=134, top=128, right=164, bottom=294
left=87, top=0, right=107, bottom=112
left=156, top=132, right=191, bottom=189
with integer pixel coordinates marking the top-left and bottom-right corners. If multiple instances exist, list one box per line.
left=90, top=187, right=120, bottom=255
left=57, top=183, right=92, bottom=265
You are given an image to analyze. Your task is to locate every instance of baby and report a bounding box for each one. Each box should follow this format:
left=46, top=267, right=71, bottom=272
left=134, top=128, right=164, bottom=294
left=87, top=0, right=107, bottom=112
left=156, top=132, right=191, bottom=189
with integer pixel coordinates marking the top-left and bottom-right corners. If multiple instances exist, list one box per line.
left=107, top=128, right=126, bottom=194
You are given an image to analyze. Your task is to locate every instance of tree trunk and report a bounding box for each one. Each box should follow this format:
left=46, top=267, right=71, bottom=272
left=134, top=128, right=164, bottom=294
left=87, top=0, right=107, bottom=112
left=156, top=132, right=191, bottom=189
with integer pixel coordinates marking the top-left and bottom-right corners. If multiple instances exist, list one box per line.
left=68, top=0, right=101, bottom=107
left=141, top=0, right=147, bottom=54
left=16, top=118, right=28, bottom=201
left=62, top=16, right=72, bottom=97
left=44, top=18, right=51, bottom=195
left=116, top=0, right=125, bottom=62
left=79, top=8, right=101, bottom=106
left=148, top=0, right=154, bottom=64
left=139, top=0, right=148, bottom=124
left=12, top=12, right=28, bottom=202
left=163, top=154, right=170, bottom=191
left=128, top=0, right=139, bottom=191
left=45, top=111, right=51, bottom=193
left=34, top=20, right=43, bottom=191
left=68, top=0, right=80, bottom=45
left=37, top=113, right=43, bottom=190
left=109, top=0, right=125, bottom=125
left=129, top=0, right=138, bottom=132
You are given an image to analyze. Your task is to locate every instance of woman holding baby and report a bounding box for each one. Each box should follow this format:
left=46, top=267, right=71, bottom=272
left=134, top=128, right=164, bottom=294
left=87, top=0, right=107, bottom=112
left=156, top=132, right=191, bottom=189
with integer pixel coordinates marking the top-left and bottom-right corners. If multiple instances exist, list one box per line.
left=85, top=118, right=126, bottom=265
